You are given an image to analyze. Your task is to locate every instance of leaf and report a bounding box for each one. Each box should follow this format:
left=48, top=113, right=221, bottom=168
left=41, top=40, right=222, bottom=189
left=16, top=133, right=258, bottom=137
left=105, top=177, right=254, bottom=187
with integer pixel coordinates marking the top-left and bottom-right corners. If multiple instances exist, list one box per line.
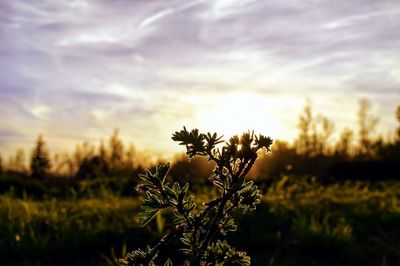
left=255, top=134, right=273, bottom=151
left=139, top=169, right=153, bottom=182
left=240, top=181, right=254, bottom=193
left=146, top=191, right=161, bottom=204
left=221, top=216, right=237, bottom=234
left=157, top=163, right=170, bottom=183
left=213, top=180, right=225, bottom=190
left=164, top=186, right=176, bottom=199
left=180, top=233, right=192, bottom=247
left=164, top=258, right=173, bottom=266
left=139, top=210, right=159, bottom=227
left=146, top=245, right=152, bottom=253
left=182, top=183, right=189, bottom=196
left=173, top=182, right=181, bottom=195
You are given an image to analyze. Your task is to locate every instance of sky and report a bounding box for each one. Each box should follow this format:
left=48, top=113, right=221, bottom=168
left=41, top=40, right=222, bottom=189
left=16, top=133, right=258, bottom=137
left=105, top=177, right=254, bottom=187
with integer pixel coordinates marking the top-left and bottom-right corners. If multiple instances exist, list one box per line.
left=0, top=0, right=399, bottom=158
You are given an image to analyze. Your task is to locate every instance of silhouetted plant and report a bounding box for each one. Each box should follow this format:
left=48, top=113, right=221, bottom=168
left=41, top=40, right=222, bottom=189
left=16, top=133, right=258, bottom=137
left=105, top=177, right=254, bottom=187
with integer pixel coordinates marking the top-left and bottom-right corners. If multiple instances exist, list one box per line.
left=109, top=128, right=125, bottom=172
left=296, top=100, right=313, bottom=156
left=8, top=148, right=26, bottom=173
left=30, top=134, right=51, bottom=178
left=0, top=152, right=3, bottom=176
left=76, top=155, right=110, bottom=179
left=334, top=128, right=354, bottom=159
left=357, top=98, right=378, bottom=157
left=396, top=105, right=400, bottom=142
left=120, top=127, right=272, bottom=265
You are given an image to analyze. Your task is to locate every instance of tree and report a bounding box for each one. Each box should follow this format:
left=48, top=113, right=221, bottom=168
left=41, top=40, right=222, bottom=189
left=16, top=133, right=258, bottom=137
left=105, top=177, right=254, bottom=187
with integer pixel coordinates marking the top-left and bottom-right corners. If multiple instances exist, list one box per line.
left=125, top=144, right=136, bottom=168
left=334, top=128, right=354, bottom=158
left=30, top=134, right=51, bottom=178
left=296, top=100, right=313, bottom=155
left=71, top=141, right=96, bottom=175
left=318, top=116, right=335, bottom=155
left=295, top=101, right=335, bottom=156
left=120, top=127, right=272, bottom=265
left=8, top=148, right=26, bottom=173
left=99, top=139, right=108, bottom=160
left=396, top=105, right=400, bottom=142
left=52, top=152, right=73, bottom=177
left=109, top=128, right=124, bottom=172
left=76, top=156, right=109, bottom=179
left=0, top=153, right=3, bottom=175
left=357, top=99, right=378, bottom=157
left=374, top=105, right=400, bottom=161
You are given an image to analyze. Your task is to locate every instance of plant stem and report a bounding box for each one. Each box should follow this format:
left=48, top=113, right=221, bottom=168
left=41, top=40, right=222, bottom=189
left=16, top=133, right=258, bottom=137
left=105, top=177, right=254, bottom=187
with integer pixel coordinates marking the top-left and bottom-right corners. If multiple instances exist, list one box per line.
left=149, top=226, right=183, bottom=259
left=194, top=194, right=230, bottom=264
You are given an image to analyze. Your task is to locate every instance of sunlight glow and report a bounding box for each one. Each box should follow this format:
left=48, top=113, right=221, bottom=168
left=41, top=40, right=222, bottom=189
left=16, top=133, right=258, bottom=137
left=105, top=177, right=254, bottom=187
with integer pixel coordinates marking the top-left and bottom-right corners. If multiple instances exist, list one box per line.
left=196, top=92, right=282, bottom=139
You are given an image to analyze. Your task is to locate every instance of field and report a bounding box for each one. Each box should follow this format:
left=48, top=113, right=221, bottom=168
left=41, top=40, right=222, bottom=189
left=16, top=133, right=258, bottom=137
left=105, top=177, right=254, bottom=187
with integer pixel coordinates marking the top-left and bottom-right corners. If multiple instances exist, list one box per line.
left=2, top=1, right=400, bottom=264
left=2, top=176, right=400, bottom=266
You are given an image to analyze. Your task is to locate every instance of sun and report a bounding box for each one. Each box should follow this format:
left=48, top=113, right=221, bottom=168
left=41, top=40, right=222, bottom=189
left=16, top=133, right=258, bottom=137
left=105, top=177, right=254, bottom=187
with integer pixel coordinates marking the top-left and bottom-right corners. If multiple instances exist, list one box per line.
left=195, top=92, right=282, bottom=139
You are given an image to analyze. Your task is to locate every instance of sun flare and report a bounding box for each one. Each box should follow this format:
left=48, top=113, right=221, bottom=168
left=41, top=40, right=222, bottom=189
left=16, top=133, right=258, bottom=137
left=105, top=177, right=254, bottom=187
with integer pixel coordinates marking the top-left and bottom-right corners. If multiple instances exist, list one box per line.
left=196, top=92, right=282, bottom=139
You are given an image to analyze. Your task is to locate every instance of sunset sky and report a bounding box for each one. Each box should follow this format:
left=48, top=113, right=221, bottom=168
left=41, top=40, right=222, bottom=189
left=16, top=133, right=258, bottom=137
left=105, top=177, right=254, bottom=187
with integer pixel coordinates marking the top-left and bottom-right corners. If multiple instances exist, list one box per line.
left=1, top=0, right=399, bottom=158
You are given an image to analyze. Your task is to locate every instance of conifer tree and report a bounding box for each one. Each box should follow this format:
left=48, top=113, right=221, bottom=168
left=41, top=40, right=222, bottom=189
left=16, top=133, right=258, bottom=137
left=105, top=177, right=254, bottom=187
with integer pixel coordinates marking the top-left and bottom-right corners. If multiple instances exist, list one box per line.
left=30, top=134, right=51, bottom=178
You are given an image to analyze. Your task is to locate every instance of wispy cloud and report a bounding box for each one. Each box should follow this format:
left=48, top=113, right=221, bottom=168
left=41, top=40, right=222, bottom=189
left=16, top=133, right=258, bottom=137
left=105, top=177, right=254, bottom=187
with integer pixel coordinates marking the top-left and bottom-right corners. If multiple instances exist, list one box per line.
left=0, top=0, right=399, bottom=157
left=139, top=9, right=175, bottom=29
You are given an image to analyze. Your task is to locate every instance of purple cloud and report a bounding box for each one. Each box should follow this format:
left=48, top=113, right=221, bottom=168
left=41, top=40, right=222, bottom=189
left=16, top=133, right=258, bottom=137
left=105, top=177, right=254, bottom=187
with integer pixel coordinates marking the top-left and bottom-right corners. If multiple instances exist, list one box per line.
left=0, top=0, right=399, bottom=157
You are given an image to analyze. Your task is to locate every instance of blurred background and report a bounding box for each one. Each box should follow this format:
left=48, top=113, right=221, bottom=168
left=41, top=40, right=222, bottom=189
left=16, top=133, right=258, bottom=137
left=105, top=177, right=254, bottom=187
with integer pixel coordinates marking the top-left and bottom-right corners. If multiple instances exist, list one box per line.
left=1, top=0, right=400, bottom=265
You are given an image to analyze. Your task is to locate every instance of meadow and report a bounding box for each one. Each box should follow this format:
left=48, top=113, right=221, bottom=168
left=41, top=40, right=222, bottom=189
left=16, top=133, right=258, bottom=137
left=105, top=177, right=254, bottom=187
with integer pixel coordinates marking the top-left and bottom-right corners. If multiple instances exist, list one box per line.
left=2, top=0, right=400, bottom=263
left=1, top=102, right=399, bottom=265
left=1, top=176, right=399, bottom=266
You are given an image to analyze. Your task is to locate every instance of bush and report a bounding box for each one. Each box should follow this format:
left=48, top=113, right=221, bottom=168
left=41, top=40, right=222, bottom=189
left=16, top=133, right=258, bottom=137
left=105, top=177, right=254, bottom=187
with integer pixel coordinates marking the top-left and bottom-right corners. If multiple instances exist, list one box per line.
left=120, top=127, right=272, bottom=265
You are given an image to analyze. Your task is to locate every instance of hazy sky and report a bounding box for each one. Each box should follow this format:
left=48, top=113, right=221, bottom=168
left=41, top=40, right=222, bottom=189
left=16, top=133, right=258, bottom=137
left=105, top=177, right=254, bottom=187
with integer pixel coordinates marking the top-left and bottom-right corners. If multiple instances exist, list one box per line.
left=1, top=0, right=399, bottom=157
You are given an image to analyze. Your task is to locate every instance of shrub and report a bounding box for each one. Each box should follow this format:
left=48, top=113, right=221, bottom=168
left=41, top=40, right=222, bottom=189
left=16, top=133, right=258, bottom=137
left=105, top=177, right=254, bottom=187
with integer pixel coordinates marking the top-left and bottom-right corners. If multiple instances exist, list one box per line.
left=120, top=127, right=272, bottom=265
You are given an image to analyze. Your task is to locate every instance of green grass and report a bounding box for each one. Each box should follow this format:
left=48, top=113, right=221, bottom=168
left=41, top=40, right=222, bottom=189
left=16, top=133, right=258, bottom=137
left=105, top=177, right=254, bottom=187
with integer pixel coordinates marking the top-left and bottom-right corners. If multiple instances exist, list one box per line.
left=1, top=176, right=400, bottom=265
left=0, top=193, right=147, bottom=265
left=232, top=177, right=400, bottom=266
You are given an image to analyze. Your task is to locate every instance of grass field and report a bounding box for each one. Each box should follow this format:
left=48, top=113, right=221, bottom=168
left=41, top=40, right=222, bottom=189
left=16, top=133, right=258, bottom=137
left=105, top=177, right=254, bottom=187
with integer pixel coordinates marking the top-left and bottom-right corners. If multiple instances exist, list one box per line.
left=2, top=176, right=400, bottom=265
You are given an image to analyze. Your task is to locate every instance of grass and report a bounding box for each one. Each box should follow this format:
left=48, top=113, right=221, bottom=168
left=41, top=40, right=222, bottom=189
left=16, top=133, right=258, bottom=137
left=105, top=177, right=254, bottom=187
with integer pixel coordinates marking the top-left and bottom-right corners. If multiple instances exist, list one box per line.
left=0, top=193, right=146, bottom=265
left=232, top=177, right=400, bottom=266
left=1, top=176, right=400, bottom=265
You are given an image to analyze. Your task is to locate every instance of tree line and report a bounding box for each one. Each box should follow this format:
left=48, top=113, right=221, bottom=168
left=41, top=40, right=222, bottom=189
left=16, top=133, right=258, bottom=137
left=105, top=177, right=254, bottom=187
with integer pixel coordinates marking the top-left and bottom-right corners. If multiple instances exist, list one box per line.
left=249, top=99, right=400, bottom=181
left=0, top=129, right=144, bottom=180
left=0, top=99, right=399, bottom=182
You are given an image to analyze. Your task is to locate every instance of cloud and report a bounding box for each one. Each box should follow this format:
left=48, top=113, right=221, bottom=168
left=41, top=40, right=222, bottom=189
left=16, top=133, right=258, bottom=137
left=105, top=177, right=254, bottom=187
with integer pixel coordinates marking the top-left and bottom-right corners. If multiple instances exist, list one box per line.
left=139, top=8, right=175, bottom=29
left=0, top=0, right=399, bottom=156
